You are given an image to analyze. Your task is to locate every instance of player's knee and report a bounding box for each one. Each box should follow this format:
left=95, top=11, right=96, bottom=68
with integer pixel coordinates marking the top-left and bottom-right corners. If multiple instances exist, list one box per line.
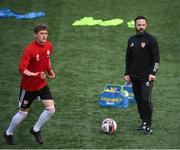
left=142, top=97, right=149, bottom=102
left=13, top=110, right=28, bottom=125
left=20, top=108, right=30, bottom=112
left=142, top=99, right=150, bottom=107
left=19, top=110, right=28, bottom=117
left=46, top=106, right=55, bottom=116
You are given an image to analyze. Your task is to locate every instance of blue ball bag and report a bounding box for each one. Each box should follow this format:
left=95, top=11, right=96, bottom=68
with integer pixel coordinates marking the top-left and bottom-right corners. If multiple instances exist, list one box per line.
left=98, top=84, right=129, bottom=108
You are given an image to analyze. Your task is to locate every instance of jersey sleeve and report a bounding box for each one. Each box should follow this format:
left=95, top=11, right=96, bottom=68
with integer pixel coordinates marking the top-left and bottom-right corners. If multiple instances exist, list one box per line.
left=125, top=39, right=131, bottom=76
left=47, top=59, right=52, bottom=71
left=47, top=44, right=53, bottom=72
left=19, top=48, right=31, bottom=75
left=150, top=37, right=160, bottom=75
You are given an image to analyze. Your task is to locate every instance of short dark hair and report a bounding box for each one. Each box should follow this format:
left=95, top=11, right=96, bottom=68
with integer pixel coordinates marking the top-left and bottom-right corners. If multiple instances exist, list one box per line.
left=33, top=24, right=48, bottom=34
left=134, top=16, right=147, bottom=23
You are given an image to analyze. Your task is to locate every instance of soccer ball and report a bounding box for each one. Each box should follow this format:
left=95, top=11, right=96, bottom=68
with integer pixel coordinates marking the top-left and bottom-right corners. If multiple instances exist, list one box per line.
left=101, top=118, right=117, bottom=134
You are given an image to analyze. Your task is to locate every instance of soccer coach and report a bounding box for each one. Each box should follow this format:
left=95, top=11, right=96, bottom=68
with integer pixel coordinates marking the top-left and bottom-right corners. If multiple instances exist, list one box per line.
left=124, top=16, right=160, bottom=135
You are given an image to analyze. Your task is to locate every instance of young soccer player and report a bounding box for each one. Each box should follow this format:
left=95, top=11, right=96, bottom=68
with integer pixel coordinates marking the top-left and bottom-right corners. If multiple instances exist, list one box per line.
left=4, top=24, right=56, bottom=144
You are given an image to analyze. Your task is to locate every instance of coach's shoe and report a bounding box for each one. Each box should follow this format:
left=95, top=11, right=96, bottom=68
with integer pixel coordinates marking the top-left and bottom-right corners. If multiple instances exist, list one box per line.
left=136, top=122, right=146, bottom=131
left=3, top=133, right=14, bottom=145
left=144, top=126, right=153, bottom=135
left=30, top=128, right=44, bottom=144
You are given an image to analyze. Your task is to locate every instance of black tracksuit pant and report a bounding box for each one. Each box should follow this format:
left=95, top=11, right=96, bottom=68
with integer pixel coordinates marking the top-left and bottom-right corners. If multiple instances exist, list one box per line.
left=131, top=79, right=153, bottom=126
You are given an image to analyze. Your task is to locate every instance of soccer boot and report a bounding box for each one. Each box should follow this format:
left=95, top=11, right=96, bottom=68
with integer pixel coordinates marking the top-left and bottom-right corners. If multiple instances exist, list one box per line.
left=3, top=133, right=14, bottom=145
left=30, top=128, right=44, bottom=144
left=136, top=122, right=146, bottom=131
left=144, top=126, right=153, bottom=135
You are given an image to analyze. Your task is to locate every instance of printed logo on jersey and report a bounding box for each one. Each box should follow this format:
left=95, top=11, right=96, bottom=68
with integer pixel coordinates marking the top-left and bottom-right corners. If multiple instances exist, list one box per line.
left=36, top=54, right=40, bottom=61
left=146, top=81, right=150, bottom=86
left=47, top=50, right=50, bottom=57
left=23, top=100, right=28, bottom=105
left=141, top=42, right=146, bottom=48
left=130, top=43, right=134, bottom=47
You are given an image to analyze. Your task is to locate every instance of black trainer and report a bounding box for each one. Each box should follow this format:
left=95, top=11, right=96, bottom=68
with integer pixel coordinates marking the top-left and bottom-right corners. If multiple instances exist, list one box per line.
left=3, top=133, right=14, bottom=145
left=30, top=128, right=44, bottom=144
left=144, top=126, right=153, bottom=135
left=136, top=122, right=146, bottom=131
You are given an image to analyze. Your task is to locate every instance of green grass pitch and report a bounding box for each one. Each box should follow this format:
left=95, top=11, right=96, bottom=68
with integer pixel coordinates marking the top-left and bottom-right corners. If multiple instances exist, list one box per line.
left=0, top=0, right=180, bottom=148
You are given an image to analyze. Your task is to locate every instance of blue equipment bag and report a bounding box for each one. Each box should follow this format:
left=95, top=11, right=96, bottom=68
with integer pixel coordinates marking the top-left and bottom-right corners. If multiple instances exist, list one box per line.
left=98, top=84, right=129, bottom=108
left=123, top=82, right=136, bottom=103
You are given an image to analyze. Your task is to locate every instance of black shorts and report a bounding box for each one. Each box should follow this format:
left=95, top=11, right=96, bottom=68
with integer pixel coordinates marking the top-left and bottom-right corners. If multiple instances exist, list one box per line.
left=19, top=85, right=53, bottom=109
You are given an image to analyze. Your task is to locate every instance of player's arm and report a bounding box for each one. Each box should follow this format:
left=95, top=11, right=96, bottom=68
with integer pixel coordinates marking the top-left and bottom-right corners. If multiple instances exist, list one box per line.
left=47, top=59, right=55, bottom=79
left=149, top=37, right=160, bottom=81
left=124, top=40, right=131, bottom=82
left=19, top=49, right=46, bottom=79
left=23, top=69, right=46, bottom=79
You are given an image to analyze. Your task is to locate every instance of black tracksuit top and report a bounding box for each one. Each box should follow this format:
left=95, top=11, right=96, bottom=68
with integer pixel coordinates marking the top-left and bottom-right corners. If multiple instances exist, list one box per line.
left=125, top=32, right=160, bottom=80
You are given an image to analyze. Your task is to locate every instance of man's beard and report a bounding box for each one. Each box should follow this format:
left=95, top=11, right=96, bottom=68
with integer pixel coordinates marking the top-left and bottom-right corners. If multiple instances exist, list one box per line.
left=136, top=28, right=145, bottom=35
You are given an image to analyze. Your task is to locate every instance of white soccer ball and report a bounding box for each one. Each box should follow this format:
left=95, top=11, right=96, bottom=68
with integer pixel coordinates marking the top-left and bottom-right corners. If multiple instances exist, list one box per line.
left=101, top=118, right=117, bottom=134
